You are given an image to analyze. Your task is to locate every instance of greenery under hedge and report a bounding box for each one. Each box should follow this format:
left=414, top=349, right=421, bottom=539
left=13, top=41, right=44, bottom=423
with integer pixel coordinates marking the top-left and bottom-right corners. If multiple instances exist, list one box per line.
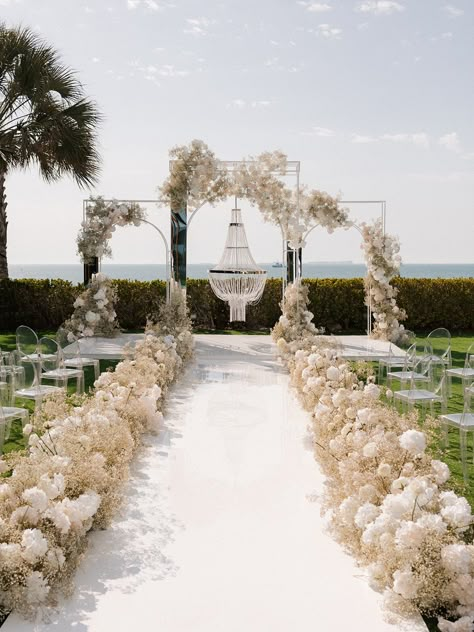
left=0, top=277, right=472, bottom=333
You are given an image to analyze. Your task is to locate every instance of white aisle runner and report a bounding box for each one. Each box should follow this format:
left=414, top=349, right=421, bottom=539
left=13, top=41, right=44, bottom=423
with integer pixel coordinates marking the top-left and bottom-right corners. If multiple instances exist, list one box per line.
left=5, top=335, right=426, bottom=632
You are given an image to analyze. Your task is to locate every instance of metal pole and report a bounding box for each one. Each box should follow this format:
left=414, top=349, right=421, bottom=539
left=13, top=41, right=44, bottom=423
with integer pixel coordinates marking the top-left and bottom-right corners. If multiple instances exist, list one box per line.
left=140, top=219, right=171, bottom=302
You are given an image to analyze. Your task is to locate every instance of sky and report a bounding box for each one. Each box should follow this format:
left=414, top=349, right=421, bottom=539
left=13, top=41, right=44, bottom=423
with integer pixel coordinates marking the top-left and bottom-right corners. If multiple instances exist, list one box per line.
left=2, top=0, right=474, bottom=266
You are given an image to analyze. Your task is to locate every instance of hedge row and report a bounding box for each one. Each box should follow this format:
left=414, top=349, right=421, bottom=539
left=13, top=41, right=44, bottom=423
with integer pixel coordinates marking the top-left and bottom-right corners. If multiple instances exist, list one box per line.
left=0, top=277, right=472, bottom=333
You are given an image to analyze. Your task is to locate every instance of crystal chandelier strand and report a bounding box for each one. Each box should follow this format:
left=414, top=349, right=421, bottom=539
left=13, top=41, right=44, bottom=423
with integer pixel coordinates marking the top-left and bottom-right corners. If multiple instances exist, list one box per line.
left=208, top=206, right=267, bottom=322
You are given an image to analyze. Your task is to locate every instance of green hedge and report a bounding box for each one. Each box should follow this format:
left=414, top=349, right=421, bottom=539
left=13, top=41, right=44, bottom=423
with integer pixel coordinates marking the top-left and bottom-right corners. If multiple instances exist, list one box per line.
left=0, top=277, right=472, bottom=333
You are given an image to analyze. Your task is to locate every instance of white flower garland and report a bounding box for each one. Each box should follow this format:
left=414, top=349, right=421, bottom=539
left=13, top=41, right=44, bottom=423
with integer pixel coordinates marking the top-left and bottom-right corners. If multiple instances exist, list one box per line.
left=62, top=273, right=120, bottom=340
left=361, top=219, right=407, bottom=342
left=273, top=298, right=474, bottom=631
left=0, top=328, right=193, bottom=619
left=77, top=196, right=146, bottom=263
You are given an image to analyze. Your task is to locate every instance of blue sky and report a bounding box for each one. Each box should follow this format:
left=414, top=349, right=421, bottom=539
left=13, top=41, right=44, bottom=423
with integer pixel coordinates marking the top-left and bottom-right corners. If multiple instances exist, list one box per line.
left=2, top=0, right=473, bottom=265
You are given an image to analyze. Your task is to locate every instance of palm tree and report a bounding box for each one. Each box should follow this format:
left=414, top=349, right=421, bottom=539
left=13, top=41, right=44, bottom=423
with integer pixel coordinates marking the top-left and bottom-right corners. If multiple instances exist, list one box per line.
left=0, top=24, right=102, bottom=278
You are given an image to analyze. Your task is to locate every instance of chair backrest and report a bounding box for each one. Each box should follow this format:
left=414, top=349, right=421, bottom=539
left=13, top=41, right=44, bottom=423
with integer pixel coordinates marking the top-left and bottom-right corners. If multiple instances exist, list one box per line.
left=464, top=342, right=474, bottom=371
left=398, top=329, right=416, bottom=352
left=430, top=359, right=447, bottom=398
left=56, top=328, right=82, bottom=362
left=402, top=343, right=418, bottom=371
left=39, top=337, right=60, bottom=372
left=11, top=353, right=38, bottom=390
left=427, top=328, right=451, bottom=363
left=16, top=326, right=38, bottom=357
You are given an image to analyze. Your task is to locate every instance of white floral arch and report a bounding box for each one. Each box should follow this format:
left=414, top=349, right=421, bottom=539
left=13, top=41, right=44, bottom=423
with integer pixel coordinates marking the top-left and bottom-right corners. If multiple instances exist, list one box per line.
left=159, top=141, right=407, bottom=342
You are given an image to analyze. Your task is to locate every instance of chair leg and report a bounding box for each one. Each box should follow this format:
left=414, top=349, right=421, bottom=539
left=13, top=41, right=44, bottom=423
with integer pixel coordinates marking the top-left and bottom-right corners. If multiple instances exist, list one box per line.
left=94, top=361, right=100, bottom=381
left=441, top=421, right=448, bottom=449
left=77, top=374, right=84, bottom=395
left=460, top=430, right=469, bottom=484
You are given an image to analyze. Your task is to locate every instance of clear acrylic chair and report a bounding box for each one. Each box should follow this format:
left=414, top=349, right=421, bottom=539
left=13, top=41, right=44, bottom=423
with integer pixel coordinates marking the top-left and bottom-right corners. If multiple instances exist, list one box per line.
left=393, top=360, right=447, bottom=416
left=440, top=398, right=474, bottom=483
left=0, top=369, right=29, bottom=447
left=378, top=330, right=416, bottom=383
left=13, top=355, right=64, bottom=411
left=56, top=328, right=100, bottom=381
left=422, top=328, right=452, bottom=368
left=16, top=325, right=40, bottom=360
left=446, top=342, right=474, bottom=398
left=39, top=337, right=84, bottom=395
left=387, top=342, right=432, bottom=390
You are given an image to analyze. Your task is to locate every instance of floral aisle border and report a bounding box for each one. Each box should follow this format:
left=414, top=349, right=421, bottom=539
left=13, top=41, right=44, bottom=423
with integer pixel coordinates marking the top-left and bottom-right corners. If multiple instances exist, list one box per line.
left=272, top=283, right=474, bottom=632
left=159, top=140, right=407, bottom=342
left=0, top=321, right=193, bottom=620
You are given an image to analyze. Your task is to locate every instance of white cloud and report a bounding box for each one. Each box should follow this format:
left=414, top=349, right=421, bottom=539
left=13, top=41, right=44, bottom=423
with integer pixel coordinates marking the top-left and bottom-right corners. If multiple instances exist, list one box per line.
left=356, top=1, right=404, bottom=15
left=91, top=57, right=100, bottom=63
left=127, top=0, right=166, bottom=10
left=312, top=126, right=336, bottom=137
left=317, top=23, right=343, bottom=39
left=352, top=134, right=378, bottom=143
left=299, top=2, right=333, bottom=12
left=229, top=99, right=246, bottom=109
left=157, top=64, right=189, bottom=77
left=184, top=17, right=216, bottom=36
left=443, top=4, right=464, bottom=17
left=439, top=132, right=461, bottom=152
left=381, top=132, right=430, bottom=147
left=84, top=6, right=94, bottom=13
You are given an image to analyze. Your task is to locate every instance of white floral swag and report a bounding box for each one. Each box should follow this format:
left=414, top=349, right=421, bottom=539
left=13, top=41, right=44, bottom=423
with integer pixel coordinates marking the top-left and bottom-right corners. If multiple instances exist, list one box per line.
left=77, top=196, right=146, bottom=263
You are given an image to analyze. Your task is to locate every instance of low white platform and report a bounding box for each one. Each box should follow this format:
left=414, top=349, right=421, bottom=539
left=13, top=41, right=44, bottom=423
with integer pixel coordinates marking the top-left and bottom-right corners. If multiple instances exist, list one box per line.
left=328, top=335, right=405, bottom=362
left=65, top=334, right=145, bottom=360
left=66, top=333, right=403, bottom=363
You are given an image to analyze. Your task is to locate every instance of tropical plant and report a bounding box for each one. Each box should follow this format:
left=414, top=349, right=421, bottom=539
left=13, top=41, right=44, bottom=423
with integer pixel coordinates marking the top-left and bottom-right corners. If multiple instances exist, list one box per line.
left=0, top=24, right=102, bottom=278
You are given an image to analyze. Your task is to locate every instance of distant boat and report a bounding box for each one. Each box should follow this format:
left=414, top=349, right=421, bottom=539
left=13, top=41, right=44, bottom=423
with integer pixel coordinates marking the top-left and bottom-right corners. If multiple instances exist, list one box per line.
left=272, top=261, right=284, bottom=268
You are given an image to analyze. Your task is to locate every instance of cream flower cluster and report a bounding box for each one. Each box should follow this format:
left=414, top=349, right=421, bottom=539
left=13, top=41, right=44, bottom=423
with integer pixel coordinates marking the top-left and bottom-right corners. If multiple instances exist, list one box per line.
left=360, top=218, right=407, bottom=342
left=62, top=273, right=120, bottom=341
left=159, top=139, right=229, bottom=212
left=77, top=196, right=146, bottom=263
left=274, top=303, right=474, bottom=631
left=271, top=280, right=321, bottom=348
left=146, top=282, right=194, bottom=363
left=0, top=328, right=191, bottom=620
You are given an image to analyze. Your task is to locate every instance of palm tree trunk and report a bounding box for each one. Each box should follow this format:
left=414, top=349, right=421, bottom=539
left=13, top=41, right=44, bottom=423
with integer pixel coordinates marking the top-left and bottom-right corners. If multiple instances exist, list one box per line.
left=0, top=171, right=9, bottom=279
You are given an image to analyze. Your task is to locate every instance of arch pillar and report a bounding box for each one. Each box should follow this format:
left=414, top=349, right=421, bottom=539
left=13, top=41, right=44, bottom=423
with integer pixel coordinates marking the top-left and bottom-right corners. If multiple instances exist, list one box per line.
left=171, top=204, right=187, bottom=289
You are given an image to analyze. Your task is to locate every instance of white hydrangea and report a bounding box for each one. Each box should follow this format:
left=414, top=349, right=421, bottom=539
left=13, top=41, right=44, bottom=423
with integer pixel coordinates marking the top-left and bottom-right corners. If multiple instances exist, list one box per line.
left=25, top=571, right=50, bottom=605
left=392, top=568, right=419, bottom=600
left=21, top=529, right=49, bottom=564
left=354, top=502, right=380, bottom=529
left=441, top=544, right=473, bottom=576
left=438, top=616, right=474, bottom=632
left=431, top=459, right=451, bottom=485
left=399, top=429, right=426, bottom=455
left=22, top=487, right=49, bottom=512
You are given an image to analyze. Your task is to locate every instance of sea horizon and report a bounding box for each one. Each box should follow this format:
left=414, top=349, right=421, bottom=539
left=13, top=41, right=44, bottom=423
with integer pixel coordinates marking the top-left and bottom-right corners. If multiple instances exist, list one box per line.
left=6, top=262, right=474, bottom=283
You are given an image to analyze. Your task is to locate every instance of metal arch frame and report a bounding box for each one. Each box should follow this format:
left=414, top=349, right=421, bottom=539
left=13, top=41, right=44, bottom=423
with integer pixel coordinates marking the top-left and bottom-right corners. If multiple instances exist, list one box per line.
left=82, top=198, right=171, bottom=301
left=302, top=200, right=386, bottom=336
left=175, top=159, right=302, bottom=297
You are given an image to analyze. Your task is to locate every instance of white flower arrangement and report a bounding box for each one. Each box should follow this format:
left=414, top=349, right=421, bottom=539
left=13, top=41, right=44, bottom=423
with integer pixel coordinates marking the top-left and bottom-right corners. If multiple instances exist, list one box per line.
left=159, top=139, right=229, bottom=212
left=0, top=323, right=192, bottom=620
left=271, top=280, right=321, bottom=347
left=274, top=300, right=474, bottom=631
left=361, top=218, right=407, bottom=342
left=77, top=196, right=147, bottom=263
left=63, top=273, right=120, bottom=340
left=146, top=282, right=194, bottom=363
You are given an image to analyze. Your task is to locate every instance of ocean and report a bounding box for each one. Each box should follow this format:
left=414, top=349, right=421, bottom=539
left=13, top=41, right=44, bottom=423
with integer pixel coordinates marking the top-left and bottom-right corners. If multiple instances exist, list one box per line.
left=7, top=263, right=474, bottom=283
